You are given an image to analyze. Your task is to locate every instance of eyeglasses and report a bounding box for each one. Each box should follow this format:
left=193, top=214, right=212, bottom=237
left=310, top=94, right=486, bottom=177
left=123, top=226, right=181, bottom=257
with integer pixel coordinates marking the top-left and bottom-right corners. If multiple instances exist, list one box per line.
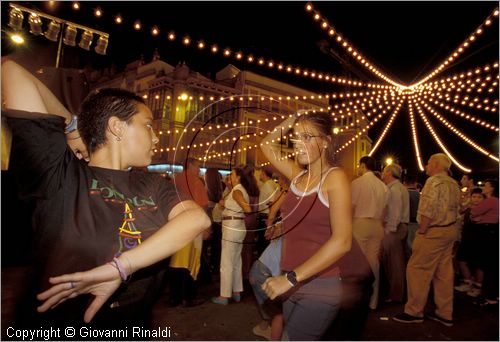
left=290, top=133, right=323, bottom=143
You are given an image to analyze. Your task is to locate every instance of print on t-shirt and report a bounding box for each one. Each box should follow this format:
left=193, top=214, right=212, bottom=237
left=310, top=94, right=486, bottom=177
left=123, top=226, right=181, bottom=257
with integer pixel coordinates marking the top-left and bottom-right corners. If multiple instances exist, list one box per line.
left=89, top=178, right=158, bottom=211
left=117, top=202, right=143, bottom=255
left=89, top=178, right=161, bottom=257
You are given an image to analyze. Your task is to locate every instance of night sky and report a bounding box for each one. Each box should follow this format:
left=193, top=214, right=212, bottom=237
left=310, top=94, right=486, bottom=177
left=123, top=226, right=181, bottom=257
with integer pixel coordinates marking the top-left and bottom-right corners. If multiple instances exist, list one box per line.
left=2, top=1, right=499, bottom=179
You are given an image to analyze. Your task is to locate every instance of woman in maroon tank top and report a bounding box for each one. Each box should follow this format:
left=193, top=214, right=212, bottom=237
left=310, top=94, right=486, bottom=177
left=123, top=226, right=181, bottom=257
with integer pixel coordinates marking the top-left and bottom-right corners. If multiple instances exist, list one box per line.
left=260, top=111, right=352, bottom=340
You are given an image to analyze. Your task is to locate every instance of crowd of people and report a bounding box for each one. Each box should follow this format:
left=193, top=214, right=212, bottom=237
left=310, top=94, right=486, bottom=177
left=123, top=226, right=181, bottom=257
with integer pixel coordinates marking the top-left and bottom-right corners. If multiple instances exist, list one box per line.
left=2, top=59, right=498, bottom=341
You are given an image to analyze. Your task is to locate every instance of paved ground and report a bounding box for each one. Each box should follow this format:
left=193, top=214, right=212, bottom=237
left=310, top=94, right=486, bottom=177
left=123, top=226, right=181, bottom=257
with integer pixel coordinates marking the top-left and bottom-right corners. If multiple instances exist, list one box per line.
left=2, top=266, right=499, bottom=341
left=151, top=273, right=499, bottom=341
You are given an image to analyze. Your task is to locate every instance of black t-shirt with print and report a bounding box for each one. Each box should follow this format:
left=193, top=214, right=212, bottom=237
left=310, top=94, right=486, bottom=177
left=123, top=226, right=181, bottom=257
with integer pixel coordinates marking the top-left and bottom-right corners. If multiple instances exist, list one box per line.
left=6, top=111, right=188, bottom=329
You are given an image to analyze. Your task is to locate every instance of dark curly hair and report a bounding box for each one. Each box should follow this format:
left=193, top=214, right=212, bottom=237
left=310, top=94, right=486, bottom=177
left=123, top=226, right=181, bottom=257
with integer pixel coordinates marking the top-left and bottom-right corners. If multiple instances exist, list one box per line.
left=233, top=164, right=260, bottom=198
left=78, top=88, right=146, bottom=153
left=484, top=179, right=499, bottom=198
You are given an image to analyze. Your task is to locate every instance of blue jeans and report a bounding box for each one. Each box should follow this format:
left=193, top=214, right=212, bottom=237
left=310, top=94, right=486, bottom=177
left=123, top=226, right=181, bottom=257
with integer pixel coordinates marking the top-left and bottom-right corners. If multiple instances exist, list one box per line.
left=249, top=260, right=278, bottom=321
left=283, top=276, right=342, bottom=340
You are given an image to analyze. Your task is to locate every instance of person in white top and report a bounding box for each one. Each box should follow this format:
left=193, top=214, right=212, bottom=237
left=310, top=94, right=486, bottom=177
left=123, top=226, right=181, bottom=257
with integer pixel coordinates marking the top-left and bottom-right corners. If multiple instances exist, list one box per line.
left=381, top=163, right=410, bottom=303
left=211, top=165, right=259, bottom=305
left=351, top=156, right=389, bottom=310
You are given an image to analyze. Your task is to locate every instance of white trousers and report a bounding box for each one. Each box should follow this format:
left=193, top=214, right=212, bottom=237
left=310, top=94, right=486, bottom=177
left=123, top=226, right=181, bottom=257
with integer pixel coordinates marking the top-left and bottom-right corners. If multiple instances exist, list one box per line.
left=220, top=219, right=247, bottom=298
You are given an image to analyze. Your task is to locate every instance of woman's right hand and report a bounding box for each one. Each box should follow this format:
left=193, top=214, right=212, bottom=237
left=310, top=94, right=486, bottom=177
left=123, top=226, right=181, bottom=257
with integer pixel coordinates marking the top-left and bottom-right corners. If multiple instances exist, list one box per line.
left=37, top=263, right=121, bottom=323
left=66, top=129, right=90, bottom=162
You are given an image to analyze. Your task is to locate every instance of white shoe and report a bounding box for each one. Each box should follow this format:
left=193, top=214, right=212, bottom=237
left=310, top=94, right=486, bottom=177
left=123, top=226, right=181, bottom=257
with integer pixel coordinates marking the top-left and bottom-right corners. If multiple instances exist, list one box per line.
left=467, top=286, right=482, bottom=298
left=253, top=323, right=271, bottom=341
left=454, top=282, right=472, bottom=292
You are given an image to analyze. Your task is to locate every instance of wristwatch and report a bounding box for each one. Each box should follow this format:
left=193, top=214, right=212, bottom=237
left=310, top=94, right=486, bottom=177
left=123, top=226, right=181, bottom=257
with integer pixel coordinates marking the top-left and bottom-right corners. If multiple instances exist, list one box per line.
left=65, top=115, right=78, bottom=134
left=286, top=271, right=298, bottom=287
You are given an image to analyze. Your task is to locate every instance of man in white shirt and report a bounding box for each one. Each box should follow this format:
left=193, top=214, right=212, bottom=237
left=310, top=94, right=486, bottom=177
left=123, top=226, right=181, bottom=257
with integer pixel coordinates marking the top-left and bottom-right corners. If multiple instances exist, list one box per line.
left=351, top=156, right=389, bottom=310
left=381, top=163, right=409, bottom=303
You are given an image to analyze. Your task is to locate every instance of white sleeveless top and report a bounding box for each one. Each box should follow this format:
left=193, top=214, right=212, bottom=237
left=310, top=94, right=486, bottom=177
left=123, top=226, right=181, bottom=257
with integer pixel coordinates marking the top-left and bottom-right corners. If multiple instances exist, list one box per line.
left=222, top=183, right=249, bottom=218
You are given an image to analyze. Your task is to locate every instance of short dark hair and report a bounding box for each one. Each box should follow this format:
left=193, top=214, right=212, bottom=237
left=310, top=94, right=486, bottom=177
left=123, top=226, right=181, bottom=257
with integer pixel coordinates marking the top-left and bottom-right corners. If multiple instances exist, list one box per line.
left=471, top=187, right=484, bottom=196
left=234, top=164, right=260, bottom=198
left=79, top=88, right=145, bottom=153
left=186, top=157, right=200, bottom=168
left=463, top=173, right=475, bottom=184
left=484, top=179, right=499, bottom=198
left=261, top=166, right=273, bottom=179
left=359, top=156, right=376, bottom=171
left=205, top=168, right=223, bottom=202
left=404, top=173, right=418, bottom=185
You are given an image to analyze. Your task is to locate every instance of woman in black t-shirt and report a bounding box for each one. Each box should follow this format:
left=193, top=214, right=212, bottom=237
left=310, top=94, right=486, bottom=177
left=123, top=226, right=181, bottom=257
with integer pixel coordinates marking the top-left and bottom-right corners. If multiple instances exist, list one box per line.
left=2, top=59, right=211, bottom=328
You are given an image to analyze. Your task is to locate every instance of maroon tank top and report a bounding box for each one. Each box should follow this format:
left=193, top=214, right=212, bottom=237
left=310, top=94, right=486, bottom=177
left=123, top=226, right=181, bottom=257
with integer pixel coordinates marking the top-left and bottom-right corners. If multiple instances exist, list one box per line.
left=280, top=170, right=341, bottom=278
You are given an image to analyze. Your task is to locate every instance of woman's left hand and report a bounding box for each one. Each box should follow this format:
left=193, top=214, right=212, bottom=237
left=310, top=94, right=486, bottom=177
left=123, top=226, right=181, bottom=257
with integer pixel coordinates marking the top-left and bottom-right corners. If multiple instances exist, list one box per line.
left=262, top=275, right=293, bottom=300
left=37, top=263, right=121, bottom=323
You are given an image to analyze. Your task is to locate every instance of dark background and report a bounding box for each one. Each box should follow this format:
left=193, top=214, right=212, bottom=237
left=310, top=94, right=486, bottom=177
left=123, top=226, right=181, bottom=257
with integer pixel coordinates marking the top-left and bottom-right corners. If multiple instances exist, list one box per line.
left=2, top=1, right=499, bottom=180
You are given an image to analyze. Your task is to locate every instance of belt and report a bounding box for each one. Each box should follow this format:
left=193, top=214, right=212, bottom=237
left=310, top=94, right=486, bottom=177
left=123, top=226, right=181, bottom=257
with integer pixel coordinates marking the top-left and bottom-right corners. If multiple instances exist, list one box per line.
left=429, top=221, right=456, bottom=228
left=222, top=216, right=245, bottom=220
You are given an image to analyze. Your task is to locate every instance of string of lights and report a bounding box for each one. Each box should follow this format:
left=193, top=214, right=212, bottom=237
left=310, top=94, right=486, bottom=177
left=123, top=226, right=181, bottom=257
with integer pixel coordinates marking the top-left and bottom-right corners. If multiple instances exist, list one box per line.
left=306, top=3, right=498, bottom=90
left=428, top=90, right=499, bottom=114
left=407, top=100, right=425, bottom=171
left=56, top=1, right=406, bottom=90
left=412, top=97, right=472, bottom=172
left=335, top=105, right=395, bottom=154
left=305, top=3, right=406, bottom=88
left=10, top=2, right=496, bottom=171
left=422, top=77, right=499, bottom=98
left=424, top=97, right=499, bottom=131
left=425, top=62, right=499, bottom=86
left=368, top=99, right=404, bottom=156
left=422, top=71, right=499, bottom=96
left=410, top=8, right=499, bottom=88
left=417, top=101, right=499, bottom=162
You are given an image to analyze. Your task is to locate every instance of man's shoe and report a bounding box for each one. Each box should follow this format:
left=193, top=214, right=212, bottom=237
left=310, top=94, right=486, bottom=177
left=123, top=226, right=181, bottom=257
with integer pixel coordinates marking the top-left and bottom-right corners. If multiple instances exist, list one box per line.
left=392, top=313, right=424, bottom=324
left=426, top=312, right=453, bottom=327
left=252, top=323, right=271, bottom=340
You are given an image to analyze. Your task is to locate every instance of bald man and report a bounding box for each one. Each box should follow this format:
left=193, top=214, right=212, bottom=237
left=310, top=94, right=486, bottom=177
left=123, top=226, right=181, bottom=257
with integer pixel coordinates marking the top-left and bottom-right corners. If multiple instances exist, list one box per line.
left=393, top=154, right=460, bottom=327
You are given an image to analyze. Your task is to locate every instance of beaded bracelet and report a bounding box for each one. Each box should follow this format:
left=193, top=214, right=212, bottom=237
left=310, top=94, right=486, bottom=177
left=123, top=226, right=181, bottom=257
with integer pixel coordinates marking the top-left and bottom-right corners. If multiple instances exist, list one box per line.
left=109, top=257, right=128, bottom=282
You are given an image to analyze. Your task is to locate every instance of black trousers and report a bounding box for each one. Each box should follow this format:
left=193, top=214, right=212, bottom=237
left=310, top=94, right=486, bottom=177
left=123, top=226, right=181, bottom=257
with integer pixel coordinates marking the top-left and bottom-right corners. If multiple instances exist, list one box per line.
left=324, top=276, right=373, bottom=340
left=168, top=267, right=196, bottom=303
left=477, top=224, right=499, bottom=300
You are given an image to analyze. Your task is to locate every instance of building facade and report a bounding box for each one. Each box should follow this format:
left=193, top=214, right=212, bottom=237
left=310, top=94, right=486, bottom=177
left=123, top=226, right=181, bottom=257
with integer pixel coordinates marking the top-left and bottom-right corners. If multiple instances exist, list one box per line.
left=91, top=55, right=370, bottom=177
